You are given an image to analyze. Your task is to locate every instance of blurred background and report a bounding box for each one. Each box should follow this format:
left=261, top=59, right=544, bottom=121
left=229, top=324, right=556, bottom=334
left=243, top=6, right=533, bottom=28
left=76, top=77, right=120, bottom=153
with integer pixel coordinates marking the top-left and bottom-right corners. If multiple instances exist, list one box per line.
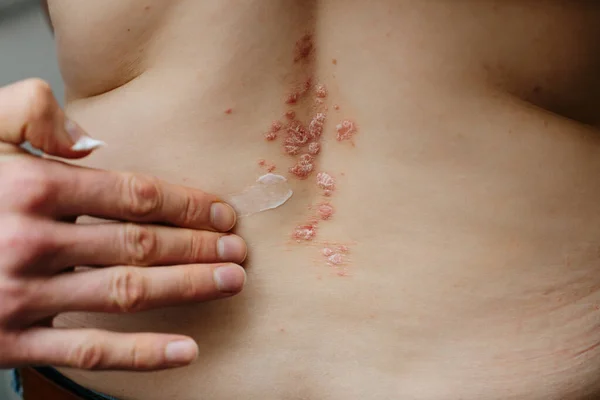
left=0, top=0, right=63, bottom=398
left=0, top=0, right=63, bottom=97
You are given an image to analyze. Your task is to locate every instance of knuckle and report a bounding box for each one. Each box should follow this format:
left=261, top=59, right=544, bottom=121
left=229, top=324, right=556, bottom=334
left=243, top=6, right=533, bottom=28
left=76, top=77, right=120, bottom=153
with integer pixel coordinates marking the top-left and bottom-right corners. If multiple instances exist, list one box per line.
left=22, top=79, right=55, bottom=123
left=123, top=224, right=159, bottom=265
left=0, top=332, right=21, bottom=366
left=179, top=268, right=202, bottom=301
left=0, top=278, right=36, bottom=324
left=0, top=216, right=48, bottom=266
left=0, top=215, right=31, bottom=250
left=108, top=268, right=148, bottom=313
left=122, top=174, right=162, bottom=219
left=180, top=194, right=206, bottom=226
left=0, top=334, right=14, bottom=359
left=128, top=343, right=149, bottom=370
left=23, top=78, right=53, bottom=96
left=69, top=338, right=105, bottom=370
left=187, top=232, right=211, bottom=261
left=1, top=161, right=56, bottom=212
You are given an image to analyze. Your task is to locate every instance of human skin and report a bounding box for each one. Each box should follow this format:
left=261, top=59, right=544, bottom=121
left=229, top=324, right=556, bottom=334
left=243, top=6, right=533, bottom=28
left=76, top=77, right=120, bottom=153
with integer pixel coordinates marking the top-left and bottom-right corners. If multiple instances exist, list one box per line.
left=0, top=79, right=248, bottom=370
left=45, top=1, right=600, bottom=399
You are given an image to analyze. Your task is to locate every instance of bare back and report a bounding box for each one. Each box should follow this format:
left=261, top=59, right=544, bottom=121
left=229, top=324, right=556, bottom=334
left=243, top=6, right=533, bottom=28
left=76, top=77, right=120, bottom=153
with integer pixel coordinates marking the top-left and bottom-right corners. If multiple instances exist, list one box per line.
left=47, top=1, right=600, bottom=399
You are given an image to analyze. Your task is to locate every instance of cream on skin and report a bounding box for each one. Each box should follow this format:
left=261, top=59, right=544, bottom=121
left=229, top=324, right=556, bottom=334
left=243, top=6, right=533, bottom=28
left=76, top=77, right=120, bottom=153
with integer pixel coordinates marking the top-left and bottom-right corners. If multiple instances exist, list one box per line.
left=225, top=173, right=293, bottom=217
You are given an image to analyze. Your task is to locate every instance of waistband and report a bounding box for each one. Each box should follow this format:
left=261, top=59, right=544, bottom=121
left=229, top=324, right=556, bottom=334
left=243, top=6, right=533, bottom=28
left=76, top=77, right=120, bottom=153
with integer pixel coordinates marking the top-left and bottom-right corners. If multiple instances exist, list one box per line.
left=12, top=367, right=120, bottom=400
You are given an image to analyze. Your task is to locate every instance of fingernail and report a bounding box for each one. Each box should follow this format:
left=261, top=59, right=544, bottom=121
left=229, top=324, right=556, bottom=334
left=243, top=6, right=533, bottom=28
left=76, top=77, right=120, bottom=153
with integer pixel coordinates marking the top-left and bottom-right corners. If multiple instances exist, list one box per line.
left=165, top=339, right=198, bottom=365
left=210, top=202, right=236, bottom=231
left=213, top=264, right=246, bottom=293
left=65, top=119, right=106, bottom=152
left=217, top=235, right=247, bottom=262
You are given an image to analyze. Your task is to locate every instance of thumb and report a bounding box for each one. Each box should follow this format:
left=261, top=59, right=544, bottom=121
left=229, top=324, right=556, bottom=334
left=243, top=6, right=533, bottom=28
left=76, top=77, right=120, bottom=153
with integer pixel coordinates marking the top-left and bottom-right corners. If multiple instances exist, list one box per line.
left=0, top=78, right=104, bottom=158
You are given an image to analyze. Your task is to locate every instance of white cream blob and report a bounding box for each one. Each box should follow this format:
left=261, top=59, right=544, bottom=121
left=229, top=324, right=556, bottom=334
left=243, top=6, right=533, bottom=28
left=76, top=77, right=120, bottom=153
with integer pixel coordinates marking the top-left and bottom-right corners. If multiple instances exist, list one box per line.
left=225, top=173, right=293, bottom=217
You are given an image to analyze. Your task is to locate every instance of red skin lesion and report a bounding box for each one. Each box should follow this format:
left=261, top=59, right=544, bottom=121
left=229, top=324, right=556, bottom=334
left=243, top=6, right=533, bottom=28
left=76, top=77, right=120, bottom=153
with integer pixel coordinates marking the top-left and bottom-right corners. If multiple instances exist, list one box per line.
left=288, top=154, right=314, bottom=179
left=264, top=131, right=277, bottom=141
left=315, top=84, right=328, bottom=98
left=284, top=144, right=301, bottom=155
left=292, top=224, right=317, bottom=241
left=335, top=120, right=357, bottom=141
left=285, top=121, right=309, bottom=146
left=294, top=34, right=314, bottom=63
left=224, top=108, right=233, bottom=114
left=308, top=113, right=326, bottom=139
left=264, top=120, right=283, bottom=141
left=316, top=172, right=335, bottom=191
left=285, top=92, right=299, bottom=104
left=321, top=245, right=351, bottom=276
left=257, top=33, right=358, bottom=275
left=317, top=204, right=334, bottom=220
left=271, top=120, right=283, bottom=132
left=327, top=252, right=344, bottom=265
left=336, top=269, right=350, bottom=277
left=285, top=77, right=314, bottom=106
left=257, top=159, right=276, bottom=172
left=308, top=142, right=320, bottom=155
left=302, top=77, right=313, bottom=95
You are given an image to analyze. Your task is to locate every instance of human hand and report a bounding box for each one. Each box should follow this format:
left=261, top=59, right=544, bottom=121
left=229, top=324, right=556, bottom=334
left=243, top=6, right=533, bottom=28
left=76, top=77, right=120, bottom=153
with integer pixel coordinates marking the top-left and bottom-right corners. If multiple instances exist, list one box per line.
left=0, top=79, right=247, bottom=371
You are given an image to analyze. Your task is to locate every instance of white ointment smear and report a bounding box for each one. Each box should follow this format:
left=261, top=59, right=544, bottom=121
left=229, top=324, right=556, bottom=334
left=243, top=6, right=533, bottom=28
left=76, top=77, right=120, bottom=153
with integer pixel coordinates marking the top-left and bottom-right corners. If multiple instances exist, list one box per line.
left=225, top=173, right=293, bottom=217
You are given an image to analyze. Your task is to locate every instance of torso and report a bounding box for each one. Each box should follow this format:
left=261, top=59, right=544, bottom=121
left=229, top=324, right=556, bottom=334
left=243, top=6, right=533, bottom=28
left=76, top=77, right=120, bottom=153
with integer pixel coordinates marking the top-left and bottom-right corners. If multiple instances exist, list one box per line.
left=47, top=1, right=600, bottom=399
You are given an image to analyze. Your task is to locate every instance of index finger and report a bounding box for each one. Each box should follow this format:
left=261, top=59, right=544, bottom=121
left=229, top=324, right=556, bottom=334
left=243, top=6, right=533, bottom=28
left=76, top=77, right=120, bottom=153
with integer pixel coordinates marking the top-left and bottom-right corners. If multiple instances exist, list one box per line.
left=0, top=79, right=103, bottom=159
left=50, top=161, right=236, bottom=231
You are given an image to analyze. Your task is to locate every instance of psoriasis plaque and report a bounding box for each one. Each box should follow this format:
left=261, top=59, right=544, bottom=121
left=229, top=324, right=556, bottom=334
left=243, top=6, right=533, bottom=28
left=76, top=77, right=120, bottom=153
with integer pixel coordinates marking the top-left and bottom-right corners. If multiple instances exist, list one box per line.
left=252, top=32, right=359, bottom=274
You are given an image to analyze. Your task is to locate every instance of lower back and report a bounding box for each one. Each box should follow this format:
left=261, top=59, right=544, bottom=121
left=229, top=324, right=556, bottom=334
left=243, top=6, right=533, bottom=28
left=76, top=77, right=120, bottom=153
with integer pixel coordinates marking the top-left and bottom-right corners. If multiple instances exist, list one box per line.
left=51, top=1, right=600, bottom=398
